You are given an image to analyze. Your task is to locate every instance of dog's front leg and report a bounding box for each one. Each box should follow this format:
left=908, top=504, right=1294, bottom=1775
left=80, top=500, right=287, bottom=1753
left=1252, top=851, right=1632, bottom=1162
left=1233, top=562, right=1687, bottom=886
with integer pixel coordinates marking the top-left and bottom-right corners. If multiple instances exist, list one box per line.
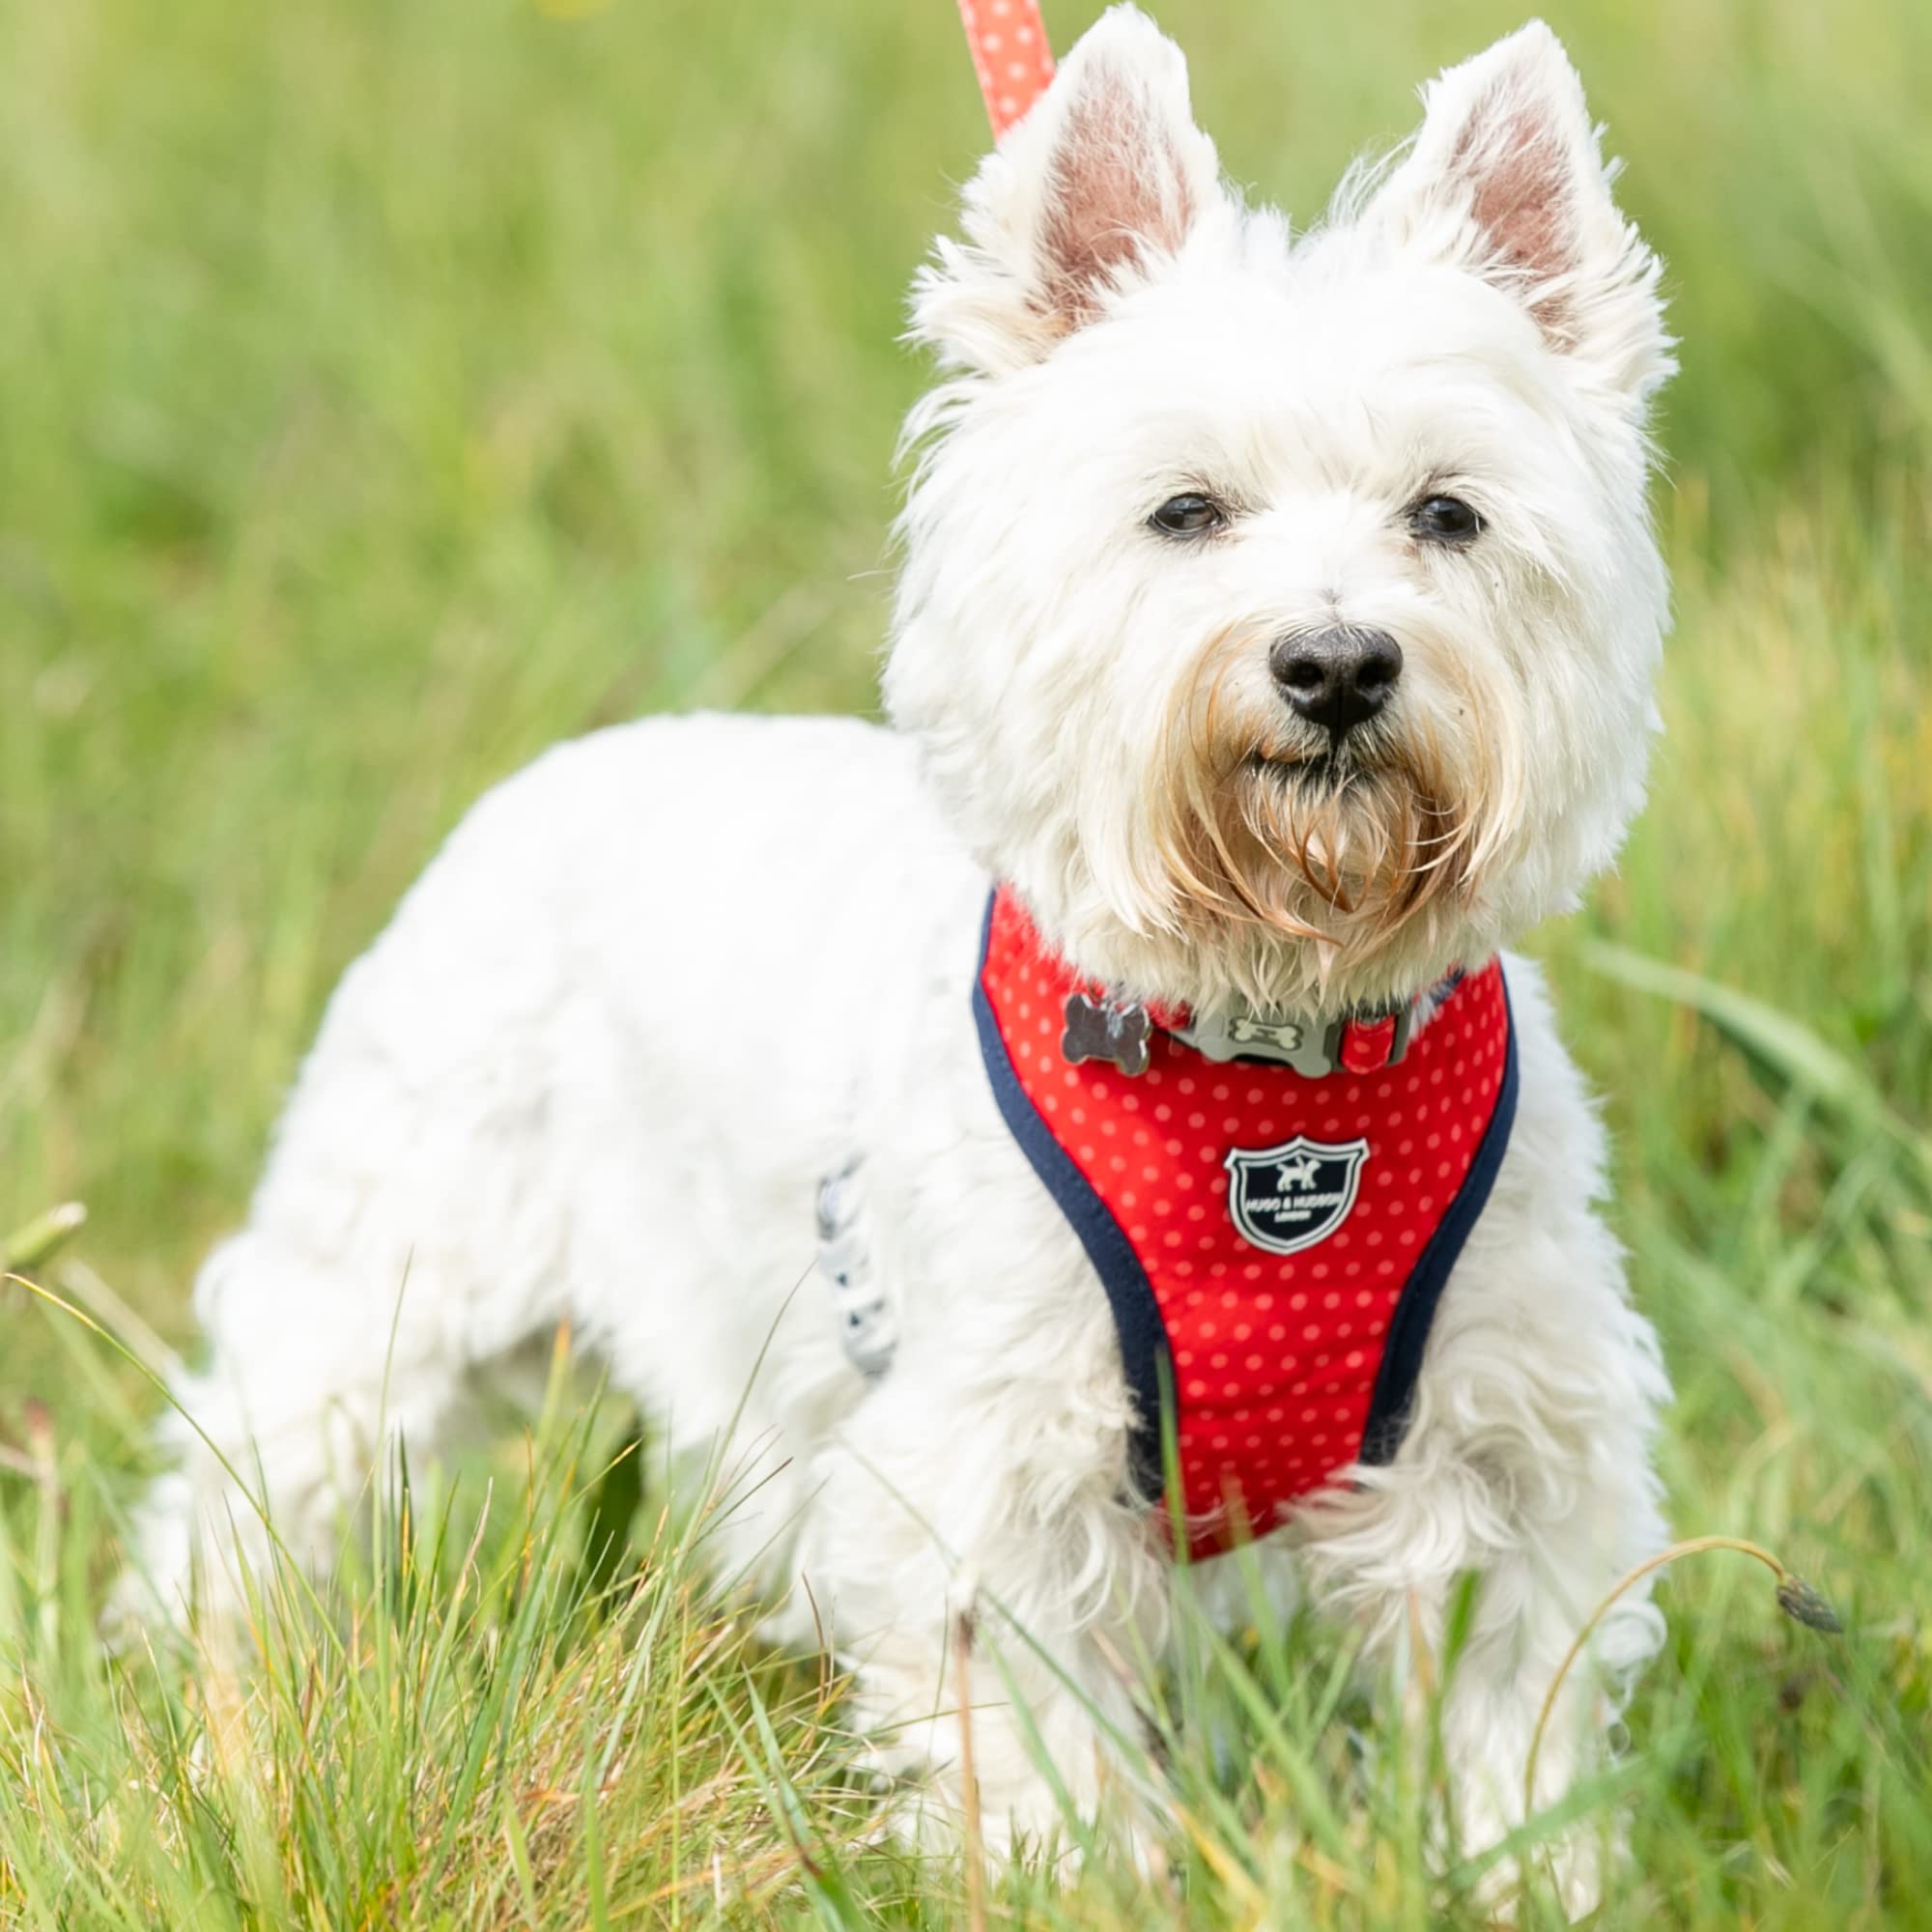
left=1433, top=1453, right=1664, bottom=1919
left=1297, top=1291, right=1670, bottom=1918
left=801, top=1356, right=1163, bottom=1861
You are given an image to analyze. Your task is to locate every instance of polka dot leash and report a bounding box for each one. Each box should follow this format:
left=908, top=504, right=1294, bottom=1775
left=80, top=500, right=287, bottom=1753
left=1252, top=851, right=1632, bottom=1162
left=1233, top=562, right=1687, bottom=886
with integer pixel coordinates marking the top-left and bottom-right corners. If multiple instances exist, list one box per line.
left=955, top=0, right=1056, bottom=139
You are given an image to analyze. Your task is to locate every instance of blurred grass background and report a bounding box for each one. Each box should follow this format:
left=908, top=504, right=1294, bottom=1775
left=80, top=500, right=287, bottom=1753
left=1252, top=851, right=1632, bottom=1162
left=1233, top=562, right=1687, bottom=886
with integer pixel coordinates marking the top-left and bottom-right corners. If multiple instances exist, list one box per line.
left=2, top=0, right=1929, bottom=1924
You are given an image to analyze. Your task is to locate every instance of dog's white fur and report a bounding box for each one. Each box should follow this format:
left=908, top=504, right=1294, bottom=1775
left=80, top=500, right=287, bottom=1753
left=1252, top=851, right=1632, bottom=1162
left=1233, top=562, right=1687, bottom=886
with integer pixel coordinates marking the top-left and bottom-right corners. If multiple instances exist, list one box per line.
left=123, top=10, right=1675, bottom=1912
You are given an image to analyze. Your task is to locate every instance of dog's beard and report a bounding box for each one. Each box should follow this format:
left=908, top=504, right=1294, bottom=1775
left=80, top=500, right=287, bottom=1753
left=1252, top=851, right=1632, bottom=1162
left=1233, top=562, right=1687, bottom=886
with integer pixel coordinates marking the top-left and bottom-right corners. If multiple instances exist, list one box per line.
left=1150, top=633, right=1519, bottom=1001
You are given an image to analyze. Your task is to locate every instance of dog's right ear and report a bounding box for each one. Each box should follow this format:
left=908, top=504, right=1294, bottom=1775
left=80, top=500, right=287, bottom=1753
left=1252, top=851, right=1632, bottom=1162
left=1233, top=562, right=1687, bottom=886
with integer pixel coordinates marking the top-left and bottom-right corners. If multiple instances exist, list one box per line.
left=912, top=5, right=1225, bottom=376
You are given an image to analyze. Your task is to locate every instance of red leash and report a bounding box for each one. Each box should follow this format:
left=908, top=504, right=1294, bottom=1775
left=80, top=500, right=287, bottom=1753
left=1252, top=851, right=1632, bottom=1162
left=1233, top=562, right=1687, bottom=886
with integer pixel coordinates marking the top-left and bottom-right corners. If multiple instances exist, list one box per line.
left=955, top=0, right=1055, bottom=137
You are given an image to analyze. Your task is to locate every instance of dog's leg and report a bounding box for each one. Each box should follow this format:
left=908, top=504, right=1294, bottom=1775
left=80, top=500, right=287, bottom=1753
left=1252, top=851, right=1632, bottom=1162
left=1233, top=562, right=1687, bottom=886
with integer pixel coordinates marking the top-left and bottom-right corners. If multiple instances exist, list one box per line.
left=112, top=1226, right=494, bottom=1630
left=1284, top=963, right=1675, bottom=1918
left=799, top=1358, right=1163, bottom=1861
left=1439, top=1463, right=1666, bottom=1921
left=114, top=970, right=575, bottom=1627
left=1296, top=1256, right=1669, bottom=1920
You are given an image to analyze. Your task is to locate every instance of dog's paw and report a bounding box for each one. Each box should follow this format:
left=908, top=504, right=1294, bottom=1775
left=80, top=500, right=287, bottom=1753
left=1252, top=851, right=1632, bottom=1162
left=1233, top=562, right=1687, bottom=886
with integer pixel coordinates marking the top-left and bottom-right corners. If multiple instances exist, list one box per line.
left=857, top=1733, right=1164, bottom=1883
left=1460, top=1810, right=1619, bottom=1925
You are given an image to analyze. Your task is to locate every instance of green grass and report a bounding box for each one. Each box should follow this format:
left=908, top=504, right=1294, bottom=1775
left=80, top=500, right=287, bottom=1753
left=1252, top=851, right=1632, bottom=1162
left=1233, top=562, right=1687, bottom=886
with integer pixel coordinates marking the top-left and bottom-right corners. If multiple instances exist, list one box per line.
left=2, top=0, right=1929, bottom=1923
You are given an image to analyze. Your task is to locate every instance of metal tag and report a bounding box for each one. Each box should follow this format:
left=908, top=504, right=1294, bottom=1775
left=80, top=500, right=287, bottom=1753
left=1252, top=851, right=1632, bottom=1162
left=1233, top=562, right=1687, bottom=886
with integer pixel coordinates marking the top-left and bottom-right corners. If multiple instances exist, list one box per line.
left=1174, top=1000, right=1417, bottom=1078
left=1177, top=1005, right=1344, bottom=1076
left=1061, top=992, right=1152, bottom=1077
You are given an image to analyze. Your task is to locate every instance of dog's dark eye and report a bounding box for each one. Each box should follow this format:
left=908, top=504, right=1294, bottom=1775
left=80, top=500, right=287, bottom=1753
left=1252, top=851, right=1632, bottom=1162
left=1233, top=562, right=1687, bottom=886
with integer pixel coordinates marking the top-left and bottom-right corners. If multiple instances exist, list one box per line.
left=1409, top=496, right=1483, bottom=543
left=1150, top=494, right=1226, bottom=538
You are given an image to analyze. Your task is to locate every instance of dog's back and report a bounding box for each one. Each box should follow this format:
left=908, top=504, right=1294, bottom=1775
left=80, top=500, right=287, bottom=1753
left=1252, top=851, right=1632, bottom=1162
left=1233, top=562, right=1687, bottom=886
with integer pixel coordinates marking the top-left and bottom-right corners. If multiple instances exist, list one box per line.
left=119, top=711, right=982, bottom=1621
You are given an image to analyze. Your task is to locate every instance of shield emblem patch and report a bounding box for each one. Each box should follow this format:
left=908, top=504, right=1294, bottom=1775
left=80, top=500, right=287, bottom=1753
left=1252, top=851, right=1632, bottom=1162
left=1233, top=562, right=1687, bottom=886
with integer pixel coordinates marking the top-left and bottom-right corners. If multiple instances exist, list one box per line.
left=1224, top=1135, right=1370, bottom=1255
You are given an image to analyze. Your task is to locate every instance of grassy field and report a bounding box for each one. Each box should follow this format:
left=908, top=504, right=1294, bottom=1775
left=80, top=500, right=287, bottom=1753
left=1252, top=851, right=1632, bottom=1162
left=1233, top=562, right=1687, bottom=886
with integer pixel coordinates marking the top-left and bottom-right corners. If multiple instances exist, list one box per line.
left=3, top=0, right=1930, bottom=1923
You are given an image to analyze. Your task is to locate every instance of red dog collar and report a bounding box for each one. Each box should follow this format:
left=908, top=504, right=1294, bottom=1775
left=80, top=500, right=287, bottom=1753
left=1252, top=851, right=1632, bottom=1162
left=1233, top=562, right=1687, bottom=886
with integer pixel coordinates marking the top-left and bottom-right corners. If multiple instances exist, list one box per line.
left=1061, top=956, right=1459, bottom=1084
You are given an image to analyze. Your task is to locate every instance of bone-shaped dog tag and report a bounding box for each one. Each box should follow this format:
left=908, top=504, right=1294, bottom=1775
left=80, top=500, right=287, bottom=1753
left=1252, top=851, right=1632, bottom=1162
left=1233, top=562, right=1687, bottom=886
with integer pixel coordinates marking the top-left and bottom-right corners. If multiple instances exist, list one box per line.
left=1228, top=1014, right=1305, bottom=1054
left=1062, top=992, right=1151, bottom=1077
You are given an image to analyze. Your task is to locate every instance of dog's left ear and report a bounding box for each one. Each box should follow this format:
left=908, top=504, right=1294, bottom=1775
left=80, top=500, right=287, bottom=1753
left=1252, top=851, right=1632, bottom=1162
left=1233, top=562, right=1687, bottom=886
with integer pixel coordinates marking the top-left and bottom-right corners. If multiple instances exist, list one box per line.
left=1362, top=20, right=1671, bottom=409
left=913, top=5, right=1227, bottom=376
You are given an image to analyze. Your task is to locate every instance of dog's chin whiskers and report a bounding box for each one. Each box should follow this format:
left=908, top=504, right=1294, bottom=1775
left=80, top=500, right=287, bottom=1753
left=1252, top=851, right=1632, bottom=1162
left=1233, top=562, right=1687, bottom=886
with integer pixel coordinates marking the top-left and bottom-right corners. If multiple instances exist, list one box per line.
left=1151, top=660, right=1491, bottom=984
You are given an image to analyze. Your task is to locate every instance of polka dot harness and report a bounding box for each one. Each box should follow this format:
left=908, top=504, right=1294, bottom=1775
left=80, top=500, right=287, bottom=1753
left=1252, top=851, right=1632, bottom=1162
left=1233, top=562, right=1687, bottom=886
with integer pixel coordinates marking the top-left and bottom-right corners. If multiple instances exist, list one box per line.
left=972, top=886, right=1519, bottom=1557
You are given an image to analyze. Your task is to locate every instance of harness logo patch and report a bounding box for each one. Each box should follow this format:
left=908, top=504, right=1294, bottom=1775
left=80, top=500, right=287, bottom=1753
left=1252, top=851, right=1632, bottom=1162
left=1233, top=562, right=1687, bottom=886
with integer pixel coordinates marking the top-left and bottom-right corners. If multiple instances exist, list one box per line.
left=1224, top=1135, right=1370, bottom=1255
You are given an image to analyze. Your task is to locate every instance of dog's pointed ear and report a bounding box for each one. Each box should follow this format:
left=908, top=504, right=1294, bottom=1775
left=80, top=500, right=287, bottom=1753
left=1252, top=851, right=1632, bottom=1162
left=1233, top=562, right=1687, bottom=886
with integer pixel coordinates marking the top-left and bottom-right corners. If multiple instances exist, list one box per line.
left=913, top=5, right=1225, bottom=375
left=1361, top=20, right=1671, bottom=407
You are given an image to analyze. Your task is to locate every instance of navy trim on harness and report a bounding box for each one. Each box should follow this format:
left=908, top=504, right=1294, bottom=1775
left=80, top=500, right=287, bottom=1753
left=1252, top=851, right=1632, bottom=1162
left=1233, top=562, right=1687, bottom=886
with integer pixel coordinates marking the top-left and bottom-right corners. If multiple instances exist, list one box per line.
left=1358, top=965, right=1519, bottom=1464
left=971, top=890, right=1519, bottom=1507
left=972, top=895, right=1172, bottom=1500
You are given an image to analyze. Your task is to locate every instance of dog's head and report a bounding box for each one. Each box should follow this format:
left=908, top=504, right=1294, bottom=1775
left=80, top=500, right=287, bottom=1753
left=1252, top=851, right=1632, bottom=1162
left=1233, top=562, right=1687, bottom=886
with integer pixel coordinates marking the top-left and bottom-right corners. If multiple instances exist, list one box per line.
left=885, top=7, right=1672, bottom=1015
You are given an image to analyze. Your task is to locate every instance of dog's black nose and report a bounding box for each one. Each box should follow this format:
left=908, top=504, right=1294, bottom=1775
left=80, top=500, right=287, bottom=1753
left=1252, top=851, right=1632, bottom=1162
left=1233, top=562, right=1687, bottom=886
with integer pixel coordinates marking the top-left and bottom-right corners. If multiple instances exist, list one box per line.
left=1268, top=627, right=1404, bottom=739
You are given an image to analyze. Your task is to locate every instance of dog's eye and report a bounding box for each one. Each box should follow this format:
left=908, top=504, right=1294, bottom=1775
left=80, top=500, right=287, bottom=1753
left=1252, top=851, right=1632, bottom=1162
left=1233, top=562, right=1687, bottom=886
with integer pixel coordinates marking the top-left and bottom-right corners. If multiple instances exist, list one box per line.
left=1409, top=496, right=1483, bottom=544
left=1150, top=494, right=1226, bottom=538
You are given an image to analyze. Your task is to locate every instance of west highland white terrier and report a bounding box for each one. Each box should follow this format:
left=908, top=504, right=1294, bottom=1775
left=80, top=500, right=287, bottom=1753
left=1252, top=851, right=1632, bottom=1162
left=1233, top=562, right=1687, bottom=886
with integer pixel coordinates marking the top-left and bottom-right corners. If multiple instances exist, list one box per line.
left=124, top=8, right=1676, bottom=1910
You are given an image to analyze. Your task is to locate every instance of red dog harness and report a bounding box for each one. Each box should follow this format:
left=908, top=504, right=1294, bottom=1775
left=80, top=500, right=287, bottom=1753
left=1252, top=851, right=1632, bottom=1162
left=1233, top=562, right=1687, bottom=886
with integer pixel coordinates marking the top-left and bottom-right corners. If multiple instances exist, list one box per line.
left=973, top=887, right=1517, bottom=1556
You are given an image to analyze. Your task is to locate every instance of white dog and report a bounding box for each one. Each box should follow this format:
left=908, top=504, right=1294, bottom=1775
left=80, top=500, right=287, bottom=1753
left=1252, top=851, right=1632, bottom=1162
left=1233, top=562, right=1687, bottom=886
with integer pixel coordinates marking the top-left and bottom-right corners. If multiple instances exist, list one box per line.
left=125, top=8, right=1675, bottom=1910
